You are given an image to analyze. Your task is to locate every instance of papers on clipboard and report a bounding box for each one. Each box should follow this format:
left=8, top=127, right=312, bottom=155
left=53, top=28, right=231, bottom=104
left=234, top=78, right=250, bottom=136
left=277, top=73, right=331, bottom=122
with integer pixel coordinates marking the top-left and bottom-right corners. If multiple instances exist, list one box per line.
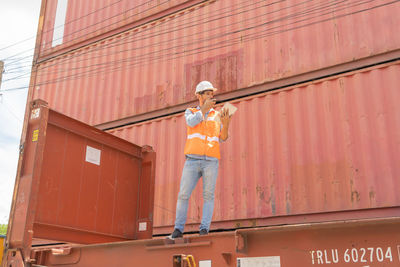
left=222, top=102, right=237, bottom=116
left=215, top=102, right=237, bottom=123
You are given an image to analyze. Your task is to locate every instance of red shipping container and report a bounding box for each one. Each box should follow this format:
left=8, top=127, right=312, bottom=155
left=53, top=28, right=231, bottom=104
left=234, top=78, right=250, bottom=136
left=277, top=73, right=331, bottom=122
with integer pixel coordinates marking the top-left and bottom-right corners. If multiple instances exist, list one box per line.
left=39, top=0, right=209, bottom=58
left=5, top=100, right=156, bottom=263
left=31, top=0, right=400, bottom=126
left=108, top=61, right=400, bottom=234
left=6, top=217, right=400, bottom=266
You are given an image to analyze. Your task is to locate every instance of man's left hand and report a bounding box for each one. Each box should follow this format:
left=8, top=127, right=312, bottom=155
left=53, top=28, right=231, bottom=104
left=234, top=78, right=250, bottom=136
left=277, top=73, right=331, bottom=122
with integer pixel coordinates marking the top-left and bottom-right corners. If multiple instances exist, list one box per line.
left=220, top=108, right=231, bottom=126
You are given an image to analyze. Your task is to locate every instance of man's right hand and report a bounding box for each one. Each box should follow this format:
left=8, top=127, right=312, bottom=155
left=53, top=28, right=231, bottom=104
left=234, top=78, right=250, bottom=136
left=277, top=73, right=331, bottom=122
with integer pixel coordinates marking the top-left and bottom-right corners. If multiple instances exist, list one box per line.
left=200, top=98, right=216, bottom=115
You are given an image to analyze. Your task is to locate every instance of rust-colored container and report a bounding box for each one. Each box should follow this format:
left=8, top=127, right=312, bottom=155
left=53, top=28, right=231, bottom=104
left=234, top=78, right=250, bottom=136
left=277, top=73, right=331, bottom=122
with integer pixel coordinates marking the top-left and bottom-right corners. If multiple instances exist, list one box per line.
left=40, top=0, right=210, bottom=58
left=31, top=0, right=400, bottom=126
left=4, top=100, right=156, bottom=264
left=109, top=61, right=400, bottom=234
left=5, top=218, right=400, bottom=267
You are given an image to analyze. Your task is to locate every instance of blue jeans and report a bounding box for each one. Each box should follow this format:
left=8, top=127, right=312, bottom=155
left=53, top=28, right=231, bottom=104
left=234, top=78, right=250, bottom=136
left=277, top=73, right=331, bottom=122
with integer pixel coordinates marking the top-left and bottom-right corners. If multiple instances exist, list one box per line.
left=174, top=158, right=219, bottom=232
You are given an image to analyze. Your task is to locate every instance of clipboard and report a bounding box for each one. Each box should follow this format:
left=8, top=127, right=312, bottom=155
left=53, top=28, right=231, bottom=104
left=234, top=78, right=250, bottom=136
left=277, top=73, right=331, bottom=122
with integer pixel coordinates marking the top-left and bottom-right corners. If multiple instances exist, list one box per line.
left=222, top=102, right=237, bottom=116
left=215, top=102, right=237, bottom=123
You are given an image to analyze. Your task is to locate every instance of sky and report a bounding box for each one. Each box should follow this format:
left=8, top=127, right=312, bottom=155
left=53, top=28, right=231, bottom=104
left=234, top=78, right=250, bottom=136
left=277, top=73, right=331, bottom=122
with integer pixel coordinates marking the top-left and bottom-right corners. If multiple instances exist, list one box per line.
left=0, top=0, right=42, bottom=224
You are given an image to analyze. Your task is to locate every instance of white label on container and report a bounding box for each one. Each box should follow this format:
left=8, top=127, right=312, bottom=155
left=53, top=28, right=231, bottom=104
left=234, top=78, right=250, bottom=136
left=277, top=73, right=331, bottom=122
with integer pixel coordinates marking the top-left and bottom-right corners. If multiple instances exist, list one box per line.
left=85, top=146, right=101, bottom=165
left=237, top=256, right=280, bottom=267
left=199, top=260, right=212, bottom=267
left=52, top=0, right=68, bottom=47
left=31, top=108, right=40, bottom=120
left=139, top=222, right=147, bottom=231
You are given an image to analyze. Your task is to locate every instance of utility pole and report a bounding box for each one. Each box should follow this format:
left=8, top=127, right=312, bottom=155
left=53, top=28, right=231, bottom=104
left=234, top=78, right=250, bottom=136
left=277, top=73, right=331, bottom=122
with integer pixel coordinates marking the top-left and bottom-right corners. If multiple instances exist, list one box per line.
left=0, top=60, right=4, bottom=90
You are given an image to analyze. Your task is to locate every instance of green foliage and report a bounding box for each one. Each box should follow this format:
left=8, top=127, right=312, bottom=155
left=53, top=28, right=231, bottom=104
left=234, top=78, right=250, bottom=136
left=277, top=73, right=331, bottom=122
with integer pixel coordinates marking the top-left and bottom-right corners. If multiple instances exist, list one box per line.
left=0, top=224, right=7, bottom=235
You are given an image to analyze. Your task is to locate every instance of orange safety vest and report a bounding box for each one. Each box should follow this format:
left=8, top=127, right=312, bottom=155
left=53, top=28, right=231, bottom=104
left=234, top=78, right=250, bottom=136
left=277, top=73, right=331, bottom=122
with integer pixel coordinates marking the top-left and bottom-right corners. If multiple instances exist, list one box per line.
left=184, top=108, right=221, bottom=159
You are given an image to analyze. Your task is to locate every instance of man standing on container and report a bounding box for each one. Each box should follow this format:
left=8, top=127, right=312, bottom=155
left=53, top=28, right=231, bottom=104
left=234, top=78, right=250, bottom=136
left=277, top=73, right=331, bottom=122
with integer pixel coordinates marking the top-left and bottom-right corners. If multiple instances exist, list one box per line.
left=169, top=81, right=232, bottom=239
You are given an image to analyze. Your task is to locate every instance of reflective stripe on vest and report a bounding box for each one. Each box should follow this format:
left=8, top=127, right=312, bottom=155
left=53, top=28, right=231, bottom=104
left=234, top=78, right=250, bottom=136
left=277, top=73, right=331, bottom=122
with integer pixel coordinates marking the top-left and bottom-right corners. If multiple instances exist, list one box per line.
left=184, top=108, right=221, bottom=159
left=207, top=136, right=219, bottom=142
left=188, top=133, right=206, bottom=140
left=187, top=133, right=219, bottom=143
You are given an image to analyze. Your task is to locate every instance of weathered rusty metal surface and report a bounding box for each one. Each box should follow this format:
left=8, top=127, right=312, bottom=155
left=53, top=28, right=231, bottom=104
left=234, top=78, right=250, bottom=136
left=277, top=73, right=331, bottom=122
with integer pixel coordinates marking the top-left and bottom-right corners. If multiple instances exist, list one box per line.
left=108, top=61, right=400, bottom=234
left=4, top=100, right=156, bottom=265
left=18, top=217, right=400, bottom=267
left=39, top=0, right=211, bottom=59
left=31, top=0, right=400, bottom=126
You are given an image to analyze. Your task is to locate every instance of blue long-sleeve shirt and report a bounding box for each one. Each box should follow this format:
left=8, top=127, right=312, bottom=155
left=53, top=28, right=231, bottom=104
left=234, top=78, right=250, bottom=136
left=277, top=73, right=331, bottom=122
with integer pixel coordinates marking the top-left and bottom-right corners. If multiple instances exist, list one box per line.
left=185, top=107, right=204, bottom=127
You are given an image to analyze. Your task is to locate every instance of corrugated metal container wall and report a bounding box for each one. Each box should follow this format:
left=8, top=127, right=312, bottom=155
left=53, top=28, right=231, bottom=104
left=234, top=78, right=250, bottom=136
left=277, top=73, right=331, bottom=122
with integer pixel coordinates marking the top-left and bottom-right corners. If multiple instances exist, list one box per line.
left=109, top=61, right=400, bottom=234
left=40, top=0, right=202, bottom=56
left=33, top=0, right=400, bottom=126
left=7, top=101, right=155, bottom=246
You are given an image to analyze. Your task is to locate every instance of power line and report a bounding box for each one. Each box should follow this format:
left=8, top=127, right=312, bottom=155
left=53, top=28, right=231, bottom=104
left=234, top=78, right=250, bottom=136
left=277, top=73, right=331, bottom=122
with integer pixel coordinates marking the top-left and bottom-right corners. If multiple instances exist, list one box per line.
left=1, top=0, right=396, bottom=91
left=2, top=0, right=171, bottom=63
left=55, top=0, right=400, bottom=81
left=2, top=0, right=286, bottom=80
left=2, top=0, right=322, bottom=79
left=1, top=0, right=130, bottom=61
left=3, top=0, right=262, bottom=71
left=60, top=0, right=384, bottom=83
left=0, top=100, right=23, bottom=123
left=9, top=0, right=388, bottom=80
left=1, top=0, right=180, bottom=83
left=6, top=0, right=373, bottom=82
left=0, top=0, right=124, bottom=52
left=39, top=0, right=170, bottom=57
left=0, top=0, right=382, bottom=87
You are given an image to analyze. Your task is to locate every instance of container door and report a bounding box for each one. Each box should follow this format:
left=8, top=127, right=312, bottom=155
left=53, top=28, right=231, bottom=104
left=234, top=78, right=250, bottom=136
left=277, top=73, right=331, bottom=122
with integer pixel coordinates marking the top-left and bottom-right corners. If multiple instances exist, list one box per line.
left=4, top=99, right=155, bottom=265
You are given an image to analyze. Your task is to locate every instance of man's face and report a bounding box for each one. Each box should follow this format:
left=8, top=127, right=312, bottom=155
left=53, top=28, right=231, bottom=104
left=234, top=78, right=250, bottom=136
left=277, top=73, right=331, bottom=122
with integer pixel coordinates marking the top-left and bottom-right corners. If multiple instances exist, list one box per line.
left=198, top=90, right=214, bottom=102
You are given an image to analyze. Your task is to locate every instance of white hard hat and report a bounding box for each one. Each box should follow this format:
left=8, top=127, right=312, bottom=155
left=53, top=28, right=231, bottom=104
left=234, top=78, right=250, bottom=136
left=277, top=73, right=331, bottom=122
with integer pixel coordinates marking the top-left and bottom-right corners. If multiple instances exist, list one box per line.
left=195, top=81, right=217, bottom=94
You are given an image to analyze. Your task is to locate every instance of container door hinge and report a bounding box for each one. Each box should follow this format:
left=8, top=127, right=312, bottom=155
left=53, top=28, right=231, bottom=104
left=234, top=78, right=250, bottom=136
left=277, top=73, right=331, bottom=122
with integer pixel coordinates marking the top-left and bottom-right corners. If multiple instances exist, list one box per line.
left=19, top=142, right=25, bottom=154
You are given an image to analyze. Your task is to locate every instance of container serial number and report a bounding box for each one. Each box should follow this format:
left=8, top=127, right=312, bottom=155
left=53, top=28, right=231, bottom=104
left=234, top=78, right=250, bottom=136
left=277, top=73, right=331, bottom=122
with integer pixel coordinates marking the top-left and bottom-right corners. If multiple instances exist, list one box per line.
left=310, top=247, right=397, bottom=265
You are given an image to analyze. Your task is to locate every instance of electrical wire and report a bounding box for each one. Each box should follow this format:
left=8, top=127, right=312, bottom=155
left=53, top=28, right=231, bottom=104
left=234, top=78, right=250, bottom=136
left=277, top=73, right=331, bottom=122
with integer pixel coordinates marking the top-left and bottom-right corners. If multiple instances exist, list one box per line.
left=0, top=0, right=124, bottom=52
left=49, top=0, right=381, bottom=83
left=2, top=0, right=329, bottom=79
left=0, top=100, right=23, bottom=123
left=2, top=0, right=178, bottom=85
left=2, top=0, right=127, bottom=68
left=3, top=0, right=258, bottom=71
left=0, top=0, right=382, bottom=87
left=0, top=0, right=397, bottom=226
left=1, top=0, right=397, bottom=92
left=2, top=0, right=286, bottom=83
left=7, top=0, right=375, bottom=82
left=41, top=0, right=171, bottom=54
left=7, top=0, right=389, bottom=79
left=2, top=0, right=171, bottom=63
